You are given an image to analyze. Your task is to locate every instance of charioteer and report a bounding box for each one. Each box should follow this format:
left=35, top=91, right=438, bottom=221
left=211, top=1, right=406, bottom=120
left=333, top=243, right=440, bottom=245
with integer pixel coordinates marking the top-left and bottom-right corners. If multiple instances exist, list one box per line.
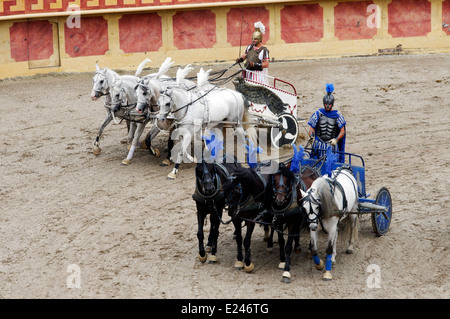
left=307, top=83, right=347, bottom=163
left=236, top=21, right=269, bottom=84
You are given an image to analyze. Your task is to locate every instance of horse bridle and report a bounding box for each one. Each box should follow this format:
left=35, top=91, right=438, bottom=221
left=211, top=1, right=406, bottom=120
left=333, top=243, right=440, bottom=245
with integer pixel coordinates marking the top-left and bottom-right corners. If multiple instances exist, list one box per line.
left=93, top=70, right=109, bottom=97
left=272, top=172, right=294, bottom=205
left=224, top=176, right=244, bottom=213
left=304, top=189, right=322, bottom=224
left=196, top=163, right=221, bottom=199
left=158, top=88, right=176, bottom=117
left=110, top=87, right=128, bottom=110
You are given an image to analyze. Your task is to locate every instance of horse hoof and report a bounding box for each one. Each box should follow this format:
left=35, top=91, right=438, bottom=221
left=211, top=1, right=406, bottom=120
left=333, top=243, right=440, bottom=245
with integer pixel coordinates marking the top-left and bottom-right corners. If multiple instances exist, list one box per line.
left=198, top=254, right=207, bottom=263
left=266, top=247, right=273, bottom=254
left=121, top=158, right=130, bottom=165
left=282, top=271, right=291, bottom=284
left=234, top=261, right=244, bottom=270
left=160, top=158, right=171, bottom=166
left=314, top=259, right=324, bottom=270
left=244, top=262, right=255, bottom=273
left=295, top=246, right=301, bottom=254
left=346, top=248, right=354, bottom=254
left=205, top=246, right=211, bottom=253
left=323, top=271, right=333, bottom=281
left=140, top=140, right=147, bottom=150
left=150, top=147, right=161, bottom=157
left=278, top=262, right=285, bottom=270
left=93, top=147, right=101, bottom=155
left=208, top=255, right=218, bottom=263
left=167, top=172, right=177, bottom=180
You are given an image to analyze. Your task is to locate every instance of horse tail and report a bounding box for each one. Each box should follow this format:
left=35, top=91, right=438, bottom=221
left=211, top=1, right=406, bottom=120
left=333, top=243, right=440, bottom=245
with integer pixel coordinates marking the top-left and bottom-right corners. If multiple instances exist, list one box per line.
left=344, top=215, right=359, bottom=243
left=243, top=96, right=251, bottom=109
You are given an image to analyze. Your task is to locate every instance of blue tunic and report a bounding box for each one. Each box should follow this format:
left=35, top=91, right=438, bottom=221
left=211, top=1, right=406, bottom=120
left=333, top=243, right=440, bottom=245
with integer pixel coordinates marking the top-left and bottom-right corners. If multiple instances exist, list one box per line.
left=308, top=108, right=346, bottom=163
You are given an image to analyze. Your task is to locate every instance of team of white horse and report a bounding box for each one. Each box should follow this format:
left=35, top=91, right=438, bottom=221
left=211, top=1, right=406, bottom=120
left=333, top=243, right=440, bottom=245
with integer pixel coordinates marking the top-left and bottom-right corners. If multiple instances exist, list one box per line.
left=90, top=58, right=360, bottom=282
left=91, top=57, right=255, bottom=179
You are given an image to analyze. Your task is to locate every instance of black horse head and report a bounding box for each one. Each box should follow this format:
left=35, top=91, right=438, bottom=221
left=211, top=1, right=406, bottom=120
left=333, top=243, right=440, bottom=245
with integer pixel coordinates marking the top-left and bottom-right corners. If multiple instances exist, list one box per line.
left=266, top=164, right=297, bottom=210
left=223, top=175, right=243, bottom=213
left=195, top=160, right=220, bottom=198
left=223, top=166, right=266, bottom=215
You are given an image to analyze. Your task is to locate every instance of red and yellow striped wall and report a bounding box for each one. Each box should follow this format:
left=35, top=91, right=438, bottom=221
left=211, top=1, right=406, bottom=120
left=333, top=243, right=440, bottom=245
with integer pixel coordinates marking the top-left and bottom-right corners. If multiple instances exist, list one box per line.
left=1, top=0, right=449, bottom=78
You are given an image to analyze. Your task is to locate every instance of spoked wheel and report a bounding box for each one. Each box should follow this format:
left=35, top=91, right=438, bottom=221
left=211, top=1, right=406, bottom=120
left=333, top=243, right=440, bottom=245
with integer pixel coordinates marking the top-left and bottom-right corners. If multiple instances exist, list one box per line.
left=270, top=113, right=299, bottom=149
left=371, top=187, right=392, bottom=236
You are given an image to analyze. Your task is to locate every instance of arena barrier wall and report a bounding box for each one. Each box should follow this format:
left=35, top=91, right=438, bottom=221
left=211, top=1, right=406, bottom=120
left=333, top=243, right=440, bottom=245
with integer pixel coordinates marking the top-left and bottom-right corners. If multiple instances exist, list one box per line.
left=1, top=0, right=449, bottom=78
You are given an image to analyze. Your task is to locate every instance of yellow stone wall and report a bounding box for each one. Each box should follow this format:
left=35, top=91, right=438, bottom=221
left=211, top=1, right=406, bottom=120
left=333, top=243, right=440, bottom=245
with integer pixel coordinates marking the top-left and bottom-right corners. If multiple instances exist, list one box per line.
left=0, top=0, right=449, bottom=79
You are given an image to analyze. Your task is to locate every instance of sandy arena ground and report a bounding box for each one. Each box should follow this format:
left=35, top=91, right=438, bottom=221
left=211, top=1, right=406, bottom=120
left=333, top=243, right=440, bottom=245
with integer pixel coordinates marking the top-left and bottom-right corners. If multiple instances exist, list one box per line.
left=0, top=53, right=448, bottom=299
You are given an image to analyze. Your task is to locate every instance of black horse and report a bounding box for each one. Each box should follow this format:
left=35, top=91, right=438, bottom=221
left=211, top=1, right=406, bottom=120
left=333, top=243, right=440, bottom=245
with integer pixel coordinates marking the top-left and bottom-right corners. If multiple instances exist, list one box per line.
left=222, top=165, right=269, bottom=273
left=265, top=163, right=321, bottom=283
left=192, top=157, right=241, bottom=263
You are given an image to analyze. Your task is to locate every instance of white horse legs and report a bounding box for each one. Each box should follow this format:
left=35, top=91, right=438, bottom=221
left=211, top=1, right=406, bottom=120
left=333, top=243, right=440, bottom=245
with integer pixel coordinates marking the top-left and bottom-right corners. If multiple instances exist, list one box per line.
left=309, top=217, right=339, bottom=281
left=93, top=112, right=113, bottom=155
left=345, top=214, right=359, bottom=254
left=122, top=121, right=149, bottom=165
left=167, top=129, right=192, bottom=179
left=167, top=127, right=203, bottom=180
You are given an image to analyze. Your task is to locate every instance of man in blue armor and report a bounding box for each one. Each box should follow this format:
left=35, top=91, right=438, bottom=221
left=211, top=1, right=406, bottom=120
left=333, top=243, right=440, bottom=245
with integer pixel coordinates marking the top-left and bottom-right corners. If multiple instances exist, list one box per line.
left=307, top=84, right=346, bottom=163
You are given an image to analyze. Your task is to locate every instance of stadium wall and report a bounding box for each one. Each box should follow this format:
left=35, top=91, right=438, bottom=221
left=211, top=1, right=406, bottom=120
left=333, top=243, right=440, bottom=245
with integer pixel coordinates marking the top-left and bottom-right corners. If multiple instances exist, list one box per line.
left=0, top=0, right=449, bottom=78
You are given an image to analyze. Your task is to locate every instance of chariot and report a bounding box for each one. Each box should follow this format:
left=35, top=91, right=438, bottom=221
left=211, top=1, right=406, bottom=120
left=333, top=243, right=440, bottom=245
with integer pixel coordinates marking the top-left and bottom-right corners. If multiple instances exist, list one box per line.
left=300, top=148, right=393, bottom=236
left=233, top=69, right=300, bottom=149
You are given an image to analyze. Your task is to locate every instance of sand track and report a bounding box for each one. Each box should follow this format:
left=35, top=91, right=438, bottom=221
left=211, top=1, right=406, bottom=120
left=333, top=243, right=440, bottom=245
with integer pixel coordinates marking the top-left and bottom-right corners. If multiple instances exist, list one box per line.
left=0, top=54, right=448, bottom=299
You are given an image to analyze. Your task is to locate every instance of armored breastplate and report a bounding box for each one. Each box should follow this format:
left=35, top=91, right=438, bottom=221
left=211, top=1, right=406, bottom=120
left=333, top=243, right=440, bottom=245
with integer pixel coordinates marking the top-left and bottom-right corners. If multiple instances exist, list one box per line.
left=316, top=113, right=339, bottom=142
left=245, top=47, right=265, bottom=70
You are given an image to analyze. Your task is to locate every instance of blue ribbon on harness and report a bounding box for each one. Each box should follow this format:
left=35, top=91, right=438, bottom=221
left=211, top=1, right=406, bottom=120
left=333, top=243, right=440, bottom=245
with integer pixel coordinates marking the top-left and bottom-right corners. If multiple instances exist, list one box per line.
left=290, top=144, right=304, bottom=175
left=244, top=139, right=262, bottom=169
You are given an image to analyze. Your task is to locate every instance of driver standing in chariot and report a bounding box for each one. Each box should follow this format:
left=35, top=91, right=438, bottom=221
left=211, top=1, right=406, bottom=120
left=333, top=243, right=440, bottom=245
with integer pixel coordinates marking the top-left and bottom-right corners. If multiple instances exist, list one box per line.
left=308, top=84, right=346, bottom=163
left=236, top=21, right=269, bottom=84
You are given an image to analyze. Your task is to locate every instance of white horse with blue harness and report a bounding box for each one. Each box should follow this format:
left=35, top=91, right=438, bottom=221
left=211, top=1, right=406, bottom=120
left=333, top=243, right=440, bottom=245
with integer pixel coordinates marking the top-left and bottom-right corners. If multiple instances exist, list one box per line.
left=301, top=166, right=359, bottom=281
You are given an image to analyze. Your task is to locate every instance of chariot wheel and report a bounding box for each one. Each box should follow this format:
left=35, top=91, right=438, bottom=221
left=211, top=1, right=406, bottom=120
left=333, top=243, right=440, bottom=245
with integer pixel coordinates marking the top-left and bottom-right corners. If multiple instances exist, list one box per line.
left=371, top=187, right=392, bottom=236
left=270, top=113, right=298, bottom=149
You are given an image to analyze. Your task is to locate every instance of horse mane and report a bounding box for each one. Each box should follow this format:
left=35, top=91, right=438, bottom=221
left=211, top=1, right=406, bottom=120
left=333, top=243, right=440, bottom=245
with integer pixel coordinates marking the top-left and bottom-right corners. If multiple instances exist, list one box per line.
left=222, top=165, right=261, bottom=202
left=112, top=77, right=122, bottom=87
left=221, top=175, right=235, bottom=195
left=142, top=77, right=161, bottom=102
left=196, top=158, right=241, bottom=183
left=95, top=63, right=119, bottom=78
left=233, top=167, right=263, bottom=193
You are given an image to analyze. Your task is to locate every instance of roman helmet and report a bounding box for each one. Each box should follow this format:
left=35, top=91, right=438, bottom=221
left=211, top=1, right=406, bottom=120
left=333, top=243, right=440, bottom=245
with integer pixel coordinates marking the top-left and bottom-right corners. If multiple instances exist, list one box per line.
left=323, top=83, right=335, bottom=107
left=252, top=21, right=266, bottom=44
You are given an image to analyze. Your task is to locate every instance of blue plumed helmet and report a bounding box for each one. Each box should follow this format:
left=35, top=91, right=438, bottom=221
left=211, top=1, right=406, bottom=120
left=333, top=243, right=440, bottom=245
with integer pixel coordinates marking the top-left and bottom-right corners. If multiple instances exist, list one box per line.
left=323, top=83, right=335, bottom=107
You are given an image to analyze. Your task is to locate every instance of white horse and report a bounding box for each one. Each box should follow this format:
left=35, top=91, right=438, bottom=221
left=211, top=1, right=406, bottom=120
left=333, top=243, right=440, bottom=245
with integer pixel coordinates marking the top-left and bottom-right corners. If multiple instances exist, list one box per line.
left=90, top=60, right=149, bottom=157
left=158, top=68, right=252, bottom=179
left=135, top=61, right=198, bottom=167
left=301, top=167, right=360, bottom=281
left=109, top=75, right=161, bottom=165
